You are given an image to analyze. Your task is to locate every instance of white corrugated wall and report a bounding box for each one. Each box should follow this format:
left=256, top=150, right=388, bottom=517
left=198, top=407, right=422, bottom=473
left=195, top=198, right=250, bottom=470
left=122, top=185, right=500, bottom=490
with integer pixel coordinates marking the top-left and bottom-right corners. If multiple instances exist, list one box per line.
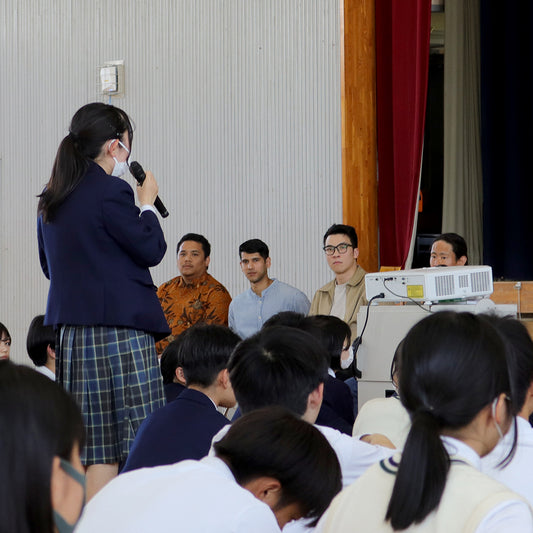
left=0, top=0, right=342, bottom=363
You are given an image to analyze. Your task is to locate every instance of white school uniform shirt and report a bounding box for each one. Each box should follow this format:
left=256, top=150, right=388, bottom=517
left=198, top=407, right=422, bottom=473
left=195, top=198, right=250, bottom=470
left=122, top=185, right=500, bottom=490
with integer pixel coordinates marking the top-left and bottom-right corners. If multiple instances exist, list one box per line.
left=35, top=365, right=55, bottom=380
left=211, top=422, right=395, bottom=488
left=76, top=456, right=281, bottom=533
left=211, top=422, right=396, bottom=533
left=482, top=416, right=533, bottom=507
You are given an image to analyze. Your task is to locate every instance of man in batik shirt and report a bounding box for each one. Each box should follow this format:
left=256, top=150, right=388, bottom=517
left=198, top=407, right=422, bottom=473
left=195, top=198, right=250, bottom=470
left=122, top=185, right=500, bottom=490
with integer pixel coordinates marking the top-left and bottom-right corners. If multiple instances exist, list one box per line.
left=156, top=233, right=232, bottom=354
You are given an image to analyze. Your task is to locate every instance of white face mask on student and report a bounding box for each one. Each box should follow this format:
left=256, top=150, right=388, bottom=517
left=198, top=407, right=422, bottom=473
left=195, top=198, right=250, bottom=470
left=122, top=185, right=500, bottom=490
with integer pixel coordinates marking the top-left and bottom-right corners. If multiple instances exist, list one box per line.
left=491, top=396, right=507, bottom=442
left=109, top=140, right=130, bottom=177
left=340, top=345, right=355, bottom=370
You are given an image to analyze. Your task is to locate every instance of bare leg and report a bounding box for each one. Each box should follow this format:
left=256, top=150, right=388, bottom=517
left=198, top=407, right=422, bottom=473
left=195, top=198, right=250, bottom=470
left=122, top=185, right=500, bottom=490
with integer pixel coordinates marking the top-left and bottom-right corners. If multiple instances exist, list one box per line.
left=85, top=463, right=119, bottom=501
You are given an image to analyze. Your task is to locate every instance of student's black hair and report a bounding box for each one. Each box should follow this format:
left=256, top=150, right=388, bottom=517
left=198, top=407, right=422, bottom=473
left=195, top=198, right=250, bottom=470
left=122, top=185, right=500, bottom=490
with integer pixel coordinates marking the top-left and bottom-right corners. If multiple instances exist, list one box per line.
left=228, top=326, right=328, bottom=416
left=261, top=311, right=306, bottom=330
left=386, top=311, right=517, bottom=530
left=178, top=324, right=240, bottom=387
left=214, top=406, right=342, bottom=526
left=160, top=336, right=185, bottom=385
left=432, top=233, right=468, bottom=264
left=238, top=239, right=270, bottom=260
left=0, top=322, right=11, bottom=342
left=483, top=315, right=533, bottom=414
left=26, top=315, right=55, bottom=367
left=298, top=315, right=352, bottom=370
left=38, top=103, right=133, bottom=223
left=390, top=339, right=403, bottom=385
left=176, top=233, right=211, bottom=258
left=0, top=361, right=85, bottom=533
left=323, top=223, right=358, bottom=248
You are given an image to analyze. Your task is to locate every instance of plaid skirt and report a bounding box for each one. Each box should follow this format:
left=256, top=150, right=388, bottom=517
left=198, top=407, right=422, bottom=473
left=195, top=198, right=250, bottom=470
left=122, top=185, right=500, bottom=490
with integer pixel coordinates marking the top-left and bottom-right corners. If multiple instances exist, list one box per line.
left=57, top=325, right=165, bottom=465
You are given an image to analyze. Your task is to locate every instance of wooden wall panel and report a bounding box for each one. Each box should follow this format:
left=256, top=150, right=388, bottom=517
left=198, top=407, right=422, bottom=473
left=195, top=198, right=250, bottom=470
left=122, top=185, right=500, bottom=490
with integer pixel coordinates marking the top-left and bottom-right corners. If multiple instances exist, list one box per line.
left=340, top=0, right=379, bottom=272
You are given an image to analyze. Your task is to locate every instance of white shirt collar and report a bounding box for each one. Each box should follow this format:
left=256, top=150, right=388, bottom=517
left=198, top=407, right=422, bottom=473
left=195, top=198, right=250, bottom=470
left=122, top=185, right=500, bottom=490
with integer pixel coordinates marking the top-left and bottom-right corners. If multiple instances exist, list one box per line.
left=200, top=456, right=236, bottom=482
left=35, top=365, right=56, bottom=381
left=441, top=436, right=481, bottom=469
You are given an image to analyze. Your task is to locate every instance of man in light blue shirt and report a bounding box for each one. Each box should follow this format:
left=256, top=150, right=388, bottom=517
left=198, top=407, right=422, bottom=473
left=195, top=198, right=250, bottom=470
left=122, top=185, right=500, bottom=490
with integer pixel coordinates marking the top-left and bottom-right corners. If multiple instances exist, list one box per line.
left=229, top=239, right=310, bottom=338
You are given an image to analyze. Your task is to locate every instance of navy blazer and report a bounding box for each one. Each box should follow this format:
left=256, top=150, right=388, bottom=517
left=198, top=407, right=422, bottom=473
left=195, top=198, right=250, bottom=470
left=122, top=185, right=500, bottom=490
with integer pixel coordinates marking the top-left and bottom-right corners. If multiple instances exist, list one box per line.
left=38, top=162, right=170, bottom=339
left=164, top=382, right=186, bottom=403
left=315, top=375, right=356, bottom=435
left=121, top=388, right=230, bottom=472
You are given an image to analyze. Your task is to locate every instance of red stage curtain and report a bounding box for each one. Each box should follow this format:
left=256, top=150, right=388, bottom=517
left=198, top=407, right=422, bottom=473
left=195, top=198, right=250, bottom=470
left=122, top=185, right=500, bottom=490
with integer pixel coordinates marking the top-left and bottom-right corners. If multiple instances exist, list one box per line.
left=375, top=1, right=431, bottom=267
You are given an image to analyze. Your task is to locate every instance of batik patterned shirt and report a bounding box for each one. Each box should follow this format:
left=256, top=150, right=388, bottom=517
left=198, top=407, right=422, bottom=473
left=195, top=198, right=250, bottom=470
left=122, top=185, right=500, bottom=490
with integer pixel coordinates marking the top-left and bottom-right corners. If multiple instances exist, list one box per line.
left=156, top=272, right=232, bottom=353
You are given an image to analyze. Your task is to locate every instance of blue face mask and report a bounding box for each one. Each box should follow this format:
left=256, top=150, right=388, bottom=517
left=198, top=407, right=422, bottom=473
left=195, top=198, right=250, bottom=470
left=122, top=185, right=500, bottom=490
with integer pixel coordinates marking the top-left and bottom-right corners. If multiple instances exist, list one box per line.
left=53, top=458, right=86, bottom=533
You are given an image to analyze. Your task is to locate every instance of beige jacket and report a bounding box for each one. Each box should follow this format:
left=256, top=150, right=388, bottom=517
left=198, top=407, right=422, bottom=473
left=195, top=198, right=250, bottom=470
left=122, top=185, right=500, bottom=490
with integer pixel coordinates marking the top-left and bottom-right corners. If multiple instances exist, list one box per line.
left=309, top=266, right=367, bottom=339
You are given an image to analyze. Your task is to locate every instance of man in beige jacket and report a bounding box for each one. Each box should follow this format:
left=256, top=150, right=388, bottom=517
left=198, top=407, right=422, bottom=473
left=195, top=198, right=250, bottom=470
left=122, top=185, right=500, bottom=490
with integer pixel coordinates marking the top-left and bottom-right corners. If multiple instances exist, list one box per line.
left=309, top=224, right=367, bottom=340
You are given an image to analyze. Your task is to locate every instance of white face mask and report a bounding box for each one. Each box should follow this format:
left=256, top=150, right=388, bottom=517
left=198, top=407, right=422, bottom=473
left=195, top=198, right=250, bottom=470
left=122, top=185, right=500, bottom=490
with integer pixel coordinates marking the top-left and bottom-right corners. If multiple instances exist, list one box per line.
left=341, top=345, right=355, bottom=370
left=109, top=140, right=130, bottom=177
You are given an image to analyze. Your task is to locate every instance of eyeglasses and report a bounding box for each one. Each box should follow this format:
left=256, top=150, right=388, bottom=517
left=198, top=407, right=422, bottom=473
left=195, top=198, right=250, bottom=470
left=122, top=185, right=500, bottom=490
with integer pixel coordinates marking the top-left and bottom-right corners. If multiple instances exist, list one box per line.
left=323, top=243, right=353, bottom=256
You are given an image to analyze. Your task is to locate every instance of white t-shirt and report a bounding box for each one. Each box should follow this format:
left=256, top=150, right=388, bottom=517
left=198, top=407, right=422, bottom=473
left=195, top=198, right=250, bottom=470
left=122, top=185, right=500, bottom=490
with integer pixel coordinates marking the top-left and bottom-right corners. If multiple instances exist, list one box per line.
left=329, top=283, right=347, bottom=319
left=76, top=456, right=281, bottom=533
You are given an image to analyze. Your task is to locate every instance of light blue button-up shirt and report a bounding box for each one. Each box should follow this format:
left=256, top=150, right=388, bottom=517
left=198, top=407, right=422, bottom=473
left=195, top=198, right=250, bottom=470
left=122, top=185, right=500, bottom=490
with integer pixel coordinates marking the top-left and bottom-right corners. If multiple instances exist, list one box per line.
left=228, top=279, right=310, bottom=338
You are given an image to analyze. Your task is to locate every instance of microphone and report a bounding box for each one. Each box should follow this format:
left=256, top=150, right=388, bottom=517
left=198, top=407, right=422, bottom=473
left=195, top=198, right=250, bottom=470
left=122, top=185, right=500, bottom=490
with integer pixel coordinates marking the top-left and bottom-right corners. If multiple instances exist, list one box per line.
left=129, top=161, right=169, bottom=218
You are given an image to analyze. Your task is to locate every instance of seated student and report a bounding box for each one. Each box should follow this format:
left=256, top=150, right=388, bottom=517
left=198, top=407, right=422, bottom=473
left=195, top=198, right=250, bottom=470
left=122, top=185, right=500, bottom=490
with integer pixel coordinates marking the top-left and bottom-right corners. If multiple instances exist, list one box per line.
left=222, top=326, right=395, bottom=490
left=0, top=360, right=86, bottom=533
left=26, top=315, right=56, bottom=380
left=122, top=324, right=240, bottom=472
left=159, top=337, right=186, bottom=403
left=264, top=312, right=359, bottom=419
left=481, top=316, right=533, bottom=506
left=0, top=322, right=11, bottom=360
left=352, top=343, right=411, bottom=449
left=429, top=232, right=468, bottom=267
left=297, top=315, right=355, bottom=435
left=76, top=407, right=341, bottom=533
left=262, top=310, right=306, bottom=329
left=317, top=312, right=533, bottom=533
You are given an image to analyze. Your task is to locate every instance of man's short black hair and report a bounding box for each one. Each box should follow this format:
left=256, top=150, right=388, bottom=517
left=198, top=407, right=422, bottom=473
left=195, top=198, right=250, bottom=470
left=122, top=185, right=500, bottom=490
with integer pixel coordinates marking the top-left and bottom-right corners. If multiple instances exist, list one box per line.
left=160, top=337, right=185, bottom=385
left=238, top=239, right=269, bottom=260
left=26, top=315, right=55, bottom=367
left=177, top=233, right=211, bottom=258
left=432, top=233, right=468, bottom=264
left=323, top=224, right=358, bottom=248
left=179, top=324, right=241, bottom=387
left=228, top=326, right=328, bottom=416
left=214, top=406, right=342, bottom=526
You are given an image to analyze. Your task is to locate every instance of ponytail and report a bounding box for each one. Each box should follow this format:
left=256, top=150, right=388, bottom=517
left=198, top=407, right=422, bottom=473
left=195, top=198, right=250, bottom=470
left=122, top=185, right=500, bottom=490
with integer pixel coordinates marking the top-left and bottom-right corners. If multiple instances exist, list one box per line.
left=385, top=312, right=513, bottom=530
left=386, top=411, right=449, bottom=529
left=37, top=103, right=133, bottom=222
left=38, top=134, right=88, bottom=222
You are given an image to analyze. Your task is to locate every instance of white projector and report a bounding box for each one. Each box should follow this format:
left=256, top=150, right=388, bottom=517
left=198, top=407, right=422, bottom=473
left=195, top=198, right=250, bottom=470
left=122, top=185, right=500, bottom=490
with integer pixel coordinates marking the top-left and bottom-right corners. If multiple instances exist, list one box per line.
left=365, top=265, right=494, bottom=303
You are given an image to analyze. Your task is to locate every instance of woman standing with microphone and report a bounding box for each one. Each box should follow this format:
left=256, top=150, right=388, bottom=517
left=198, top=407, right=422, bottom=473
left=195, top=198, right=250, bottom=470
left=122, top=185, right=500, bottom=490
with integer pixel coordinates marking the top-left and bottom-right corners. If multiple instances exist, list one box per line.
left=37, top=103, right=170, bottom=499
